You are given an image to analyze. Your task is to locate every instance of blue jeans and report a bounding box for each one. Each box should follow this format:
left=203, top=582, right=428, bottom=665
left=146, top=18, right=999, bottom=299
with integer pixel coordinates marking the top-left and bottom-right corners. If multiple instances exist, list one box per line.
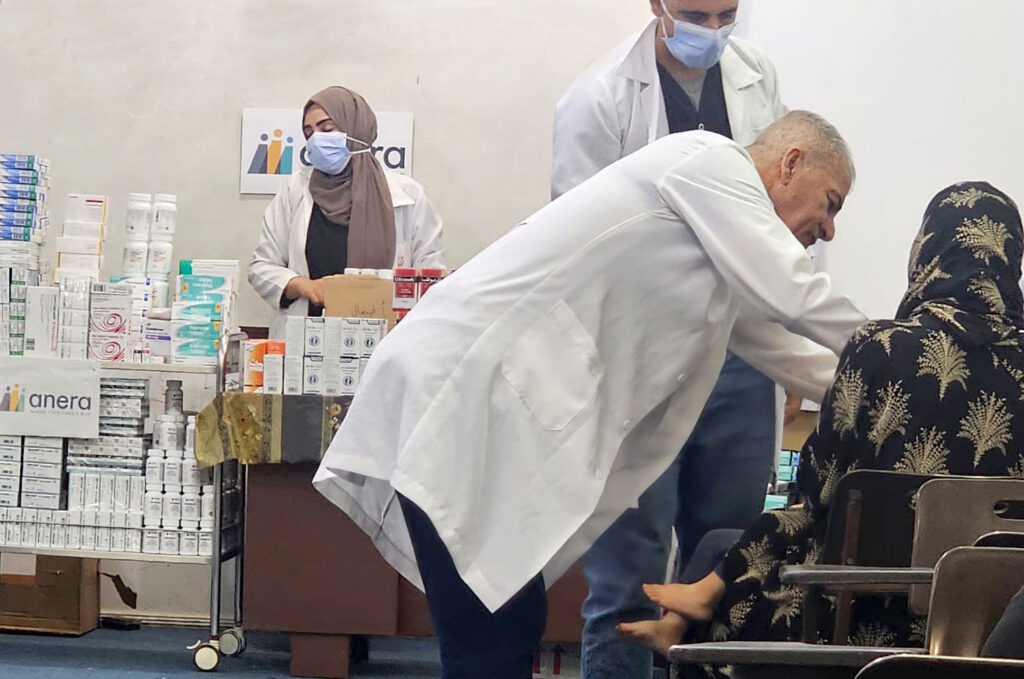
left=581, top=353, right=776, bottom=679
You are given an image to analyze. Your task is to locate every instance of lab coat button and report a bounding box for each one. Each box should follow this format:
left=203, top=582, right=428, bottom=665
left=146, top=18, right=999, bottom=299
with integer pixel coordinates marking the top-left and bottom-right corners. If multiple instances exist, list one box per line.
left=622, top=420, right=631, bottom=429
left=676, top=373, right=685, bottom=383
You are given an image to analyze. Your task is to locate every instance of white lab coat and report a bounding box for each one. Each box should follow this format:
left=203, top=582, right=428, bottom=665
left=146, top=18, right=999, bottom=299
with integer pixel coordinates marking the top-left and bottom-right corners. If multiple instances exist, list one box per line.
left=248, top=164, right=445, bottom=338
left=313, top=132, right=866, bottom=613
left=552, top=18, right=786, bottom=199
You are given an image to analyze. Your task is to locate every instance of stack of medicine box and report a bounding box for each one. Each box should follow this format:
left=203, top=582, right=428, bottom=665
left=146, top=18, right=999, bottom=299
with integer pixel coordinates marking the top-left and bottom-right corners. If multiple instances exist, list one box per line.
left=21, top=436, right=66, bottom=512
left=54, top=193, right=107, bottom=284
left=764, top=449, right=801, bottom=510
left=171, top=277, right=227, bottom=367
left=286, top=316, right=384, bottom=396
left=0, top=156, right=49, bottom=357
left=110, top=276, right=155, bottom=363
left=0, top=436, right=23, bottom=507
left=66, top=376, right=149, bottom=553
left=0, top=506, right=71, bottom=550
left=57, top=278, right=92, bottom=360
left=88, top=281, right=132, bottom=362
left=242, top=340, right=285, bottom=393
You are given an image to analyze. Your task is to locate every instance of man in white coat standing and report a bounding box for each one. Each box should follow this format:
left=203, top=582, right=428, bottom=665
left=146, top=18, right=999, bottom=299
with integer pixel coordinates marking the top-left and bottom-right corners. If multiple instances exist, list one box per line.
left=552, top=3, right=790, bottom=675
left=314, top=112, right=866, bottom=679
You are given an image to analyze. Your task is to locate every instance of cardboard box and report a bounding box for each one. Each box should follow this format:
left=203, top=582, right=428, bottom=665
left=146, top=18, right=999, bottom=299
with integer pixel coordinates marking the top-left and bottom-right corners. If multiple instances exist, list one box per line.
left=23, top=286, right=58, bottom=358
left=22, top=461, right=62, bottom=480
left=55, top=236, right=102, bottom=256
left=263, top=353, right=284, bottom=395
left=283, top=356, right=303, bottom=396
left=20, top=493, right=62, bottom=510
left=171, top=301, right=224, bottom=322
left=302, top=356, right=323, bottom=395
left=243, top=339, right=268, bottom=387
left=61, top=221, right=103, bottom=240
left=340, top=318, right=361, bottom=356
left=23, top=447, right=64, bottom=465
left=22, top=477, right=61, bottom=495
left=0, top=460, right=20, bottom=477
left=23, top=437, right=62, bottom=450
left=359, top=319, right=386, bottom=356
left=322, top=275, right=397, bottom=329
left=57, top=253, right=102, bottom=270
left=304, top=317, right=324, bottom=356
left=0, top=477, right=19, bottom=493
left=176, top=275, right=231, bottom=302
left=64, top=193, right=108, bottom=224
left=284, top=316, right=304, bottom=356
left=339, top=356, right=361, bottom=396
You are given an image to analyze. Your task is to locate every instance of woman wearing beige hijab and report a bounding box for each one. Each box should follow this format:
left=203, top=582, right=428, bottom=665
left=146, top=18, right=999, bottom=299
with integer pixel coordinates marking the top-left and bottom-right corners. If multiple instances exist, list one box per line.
left=250, top=86, right=445, bottom=337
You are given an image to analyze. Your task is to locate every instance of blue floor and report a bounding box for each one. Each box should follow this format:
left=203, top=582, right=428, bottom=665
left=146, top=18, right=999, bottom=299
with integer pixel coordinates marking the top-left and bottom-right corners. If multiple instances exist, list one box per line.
left=0, top=627, right=441, bottom=678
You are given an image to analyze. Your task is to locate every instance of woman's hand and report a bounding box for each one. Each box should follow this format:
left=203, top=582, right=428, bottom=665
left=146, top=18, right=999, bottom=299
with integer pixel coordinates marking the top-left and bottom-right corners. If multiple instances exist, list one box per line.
left=284, top=276, right=325, bottom=306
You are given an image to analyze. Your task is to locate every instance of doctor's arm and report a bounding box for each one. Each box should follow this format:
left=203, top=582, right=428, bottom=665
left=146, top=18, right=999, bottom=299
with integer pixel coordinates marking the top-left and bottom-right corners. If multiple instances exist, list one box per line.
left=728, top=311, right=843, bottom=403
left=248, top=187, right=318, bottom=307
left=656, top=144, right=867, bottom=355
left=551, top=78, right=624, bottom=200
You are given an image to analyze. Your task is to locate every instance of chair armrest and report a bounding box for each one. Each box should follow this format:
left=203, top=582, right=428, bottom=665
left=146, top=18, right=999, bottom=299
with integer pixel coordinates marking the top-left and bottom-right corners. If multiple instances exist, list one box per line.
left=781, top=565, right=934, bottom=590
left=858, top=654, right=1024, bottom=678
left=668, top=641, right=920, bottom=668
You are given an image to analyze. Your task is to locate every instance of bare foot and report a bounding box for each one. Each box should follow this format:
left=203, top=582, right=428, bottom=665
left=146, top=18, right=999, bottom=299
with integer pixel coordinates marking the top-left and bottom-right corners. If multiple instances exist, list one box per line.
left=617, top=614, right=687, bottom=656
left=642, top=583, right=715, bottom=620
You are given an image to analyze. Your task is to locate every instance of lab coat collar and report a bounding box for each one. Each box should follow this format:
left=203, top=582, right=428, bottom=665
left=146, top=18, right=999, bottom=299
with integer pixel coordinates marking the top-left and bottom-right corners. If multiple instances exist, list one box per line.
left=615, top=18, right=660, bottom=85
left=298, top=163, right=415, bottom=209
left=720, top=42, right=763, bottom=91
left=384, top=172, right=416, bottom=209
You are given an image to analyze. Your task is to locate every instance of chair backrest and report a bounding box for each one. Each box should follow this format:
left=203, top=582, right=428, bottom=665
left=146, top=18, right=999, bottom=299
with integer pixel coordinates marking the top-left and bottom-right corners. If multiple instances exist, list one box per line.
left=974, top=531, right=1024, bottom=549
left=857, top=654, right=1024, bottom=679
left=910, top=478, right=1024, bottom=613
left=822, top=471, right=943, bottom=567
left=925, top=547, right=1024, bottom=657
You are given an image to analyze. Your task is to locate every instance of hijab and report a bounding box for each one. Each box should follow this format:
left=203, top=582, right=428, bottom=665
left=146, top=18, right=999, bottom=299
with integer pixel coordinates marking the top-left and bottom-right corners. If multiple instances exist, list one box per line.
left=896, top=181, right=1024, bottom=349
left=305, top=86, right=397, bottom=269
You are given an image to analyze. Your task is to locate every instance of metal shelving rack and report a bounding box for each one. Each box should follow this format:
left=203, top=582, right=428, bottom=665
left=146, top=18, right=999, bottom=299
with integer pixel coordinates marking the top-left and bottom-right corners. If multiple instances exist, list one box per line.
left=0, top=352, right=246, bottom=672
left=100, top=357, right=246, bottom=672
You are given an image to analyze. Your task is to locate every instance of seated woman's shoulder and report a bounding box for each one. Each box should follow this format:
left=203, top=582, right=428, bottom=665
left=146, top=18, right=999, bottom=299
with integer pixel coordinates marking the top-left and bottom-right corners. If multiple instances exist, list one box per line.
left=846, top=318, right=926, bottom=357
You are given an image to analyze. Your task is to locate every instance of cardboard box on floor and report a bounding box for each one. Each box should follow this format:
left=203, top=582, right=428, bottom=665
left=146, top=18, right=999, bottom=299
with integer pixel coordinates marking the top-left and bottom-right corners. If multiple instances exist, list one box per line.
left=321, top=274, right=397, bottom=328
left=0, top=555, right=99, bottom=635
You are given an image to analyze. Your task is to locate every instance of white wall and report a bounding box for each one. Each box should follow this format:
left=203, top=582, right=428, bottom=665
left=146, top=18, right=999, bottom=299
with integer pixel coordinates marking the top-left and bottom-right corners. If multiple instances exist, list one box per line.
left=745, top=0, right=1024, bottom=319
left=0, top=0, right=654, bottom=619
left=0, top=0, right=652, bottom=327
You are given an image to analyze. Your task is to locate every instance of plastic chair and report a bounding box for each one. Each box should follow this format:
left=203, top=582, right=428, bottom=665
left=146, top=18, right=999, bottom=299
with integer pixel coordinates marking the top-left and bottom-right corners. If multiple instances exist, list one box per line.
left=855, top=655, right=1024, bottom=679
left=785, top=470, right=945, bottom=644
left=669, top=546, right=1024, bottom=678
left=908, top=478, right=1024, bottom=613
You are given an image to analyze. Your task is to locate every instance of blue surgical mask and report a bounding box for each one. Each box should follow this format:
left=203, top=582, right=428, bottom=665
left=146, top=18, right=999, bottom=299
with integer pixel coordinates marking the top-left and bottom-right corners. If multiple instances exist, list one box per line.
left=660, top=1, right=737, bottom=70
left=305, top=130, right=371, bottom=175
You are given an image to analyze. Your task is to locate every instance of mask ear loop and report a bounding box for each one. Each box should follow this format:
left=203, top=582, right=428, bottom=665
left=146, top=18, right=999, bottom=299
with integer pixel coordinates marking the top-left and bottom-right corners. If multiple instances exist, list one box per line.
left=658, top=0, right=675, bottom=38
left=347, top=136, right=373, bottom=155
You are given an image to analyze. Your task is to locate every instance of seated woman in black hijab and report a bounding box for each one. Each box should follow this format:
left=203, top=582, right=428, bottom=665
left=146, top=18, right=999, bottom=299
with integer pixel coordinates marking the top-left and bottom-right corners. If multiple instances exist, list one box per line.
left=620, top=182, right=1024, bottom=662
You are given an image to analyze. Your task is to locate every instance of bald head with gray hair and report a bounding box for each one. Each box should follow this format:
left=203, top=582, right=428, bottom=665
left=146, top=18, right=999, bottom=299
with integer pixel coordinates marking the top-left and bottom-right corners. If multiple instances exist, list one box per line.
left=748, top=110, right=855, bottom=183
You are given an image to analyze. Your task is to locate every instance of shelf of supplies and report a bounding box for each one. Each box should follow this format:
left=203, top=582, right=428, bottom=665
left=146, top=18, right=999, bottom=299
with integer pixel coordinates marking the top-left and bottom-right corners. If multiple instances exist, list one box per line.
left=99, top=363, right=217, bottom=375
left=0, top=544, right=211, bottom=564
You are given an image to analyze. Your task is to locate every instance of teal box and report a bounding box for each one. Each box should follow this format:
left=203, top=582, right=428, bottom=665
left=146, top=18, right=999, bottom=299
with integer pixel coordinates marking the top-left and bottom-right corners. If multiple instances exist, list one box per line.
left=777, top=465, right=796, bottom=483
left=764, top=494, right=788, bottom=511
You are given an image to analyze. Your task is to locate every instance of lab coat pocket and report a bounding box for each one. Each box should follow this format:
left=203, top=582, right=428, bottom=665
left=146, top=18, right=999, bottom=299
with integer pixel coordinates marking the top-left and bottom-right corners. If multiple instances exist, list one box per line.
left=501, top=300, right=603, bottom=432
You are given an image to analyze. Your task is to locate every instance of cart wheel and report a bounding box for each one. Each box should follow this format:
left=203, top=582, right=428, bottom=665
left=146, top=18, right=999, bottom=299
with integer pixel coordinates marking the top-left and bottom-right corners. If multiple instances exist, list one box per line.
left=219, top=628, right=246, bottom=657
left=193, top=643, right=220, bottom=671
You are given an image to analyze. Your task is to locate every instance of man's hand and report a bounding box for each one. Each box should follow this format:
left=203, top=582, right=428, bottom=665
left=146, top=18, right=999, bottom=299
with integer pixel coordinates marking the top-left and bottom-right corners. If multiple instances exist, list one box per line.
left=784, top=391, right=803, bottom=426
